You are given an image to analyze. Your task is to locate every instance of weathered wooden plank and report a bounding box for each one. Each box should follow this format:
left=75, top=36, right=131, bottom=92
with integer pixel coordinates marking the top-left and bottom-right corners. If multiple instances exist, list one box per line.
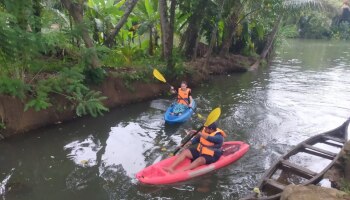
left=322, top=140, right=343, bottom=148
left=280, top=160, right=317, bottom=178
left=265, top=179, right=285, bottom=191
left=242, top=119, right=350, bottom=200
left=279, top=165, right=314, bottom=179
left=303, top=144, right=337, bottom=160
left=303, top=148, right=335, bottom=160
left=303, top=144, right=337, bottom=158
left=322, top=135, right=345, bottom=144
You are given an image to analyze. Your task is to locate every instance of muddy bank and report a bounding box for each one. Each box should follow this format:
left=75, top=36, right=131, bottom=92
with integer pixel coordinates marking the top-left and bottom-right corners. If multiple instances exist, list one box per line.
left=0, top=55, right=252, bottom=138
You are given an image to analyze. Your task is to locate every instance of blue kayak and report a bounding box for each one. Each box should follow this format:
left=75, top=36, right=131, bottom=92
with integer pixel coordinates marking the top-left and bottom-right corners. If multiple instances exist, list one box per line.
left=164, top=100, right=196, bottom=124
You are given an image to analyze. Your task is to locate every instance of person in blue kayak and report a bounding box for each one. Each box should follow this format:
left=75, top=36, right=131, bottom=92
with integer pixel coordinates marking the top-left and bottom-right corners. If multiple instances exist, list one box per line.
left=170, top=81, right=193, bottom=115
left=163, top=122, right=227, bottom=173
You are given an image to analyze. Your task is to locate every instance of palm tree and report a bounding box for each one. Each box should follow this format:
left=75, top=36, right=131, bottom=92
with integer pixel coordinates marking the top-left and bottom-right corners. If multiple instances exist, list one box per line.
left=249, top=0, right=325, bottom=70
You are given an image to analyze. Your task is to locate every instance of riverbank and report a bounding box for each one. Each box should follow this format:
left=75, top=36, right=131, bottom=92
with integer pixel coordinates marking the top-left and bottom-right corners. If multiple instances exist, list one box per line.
left=0, top=54, right=254, bottom=138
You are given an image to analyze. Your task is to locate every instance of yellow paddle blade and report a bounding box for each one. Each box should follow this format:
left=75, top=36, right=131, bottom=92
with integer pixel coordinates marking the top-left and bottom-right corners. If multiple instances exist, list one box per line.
left=153, top=69, right=166, bottom=83
left=204, top=107, right=221, bottom=127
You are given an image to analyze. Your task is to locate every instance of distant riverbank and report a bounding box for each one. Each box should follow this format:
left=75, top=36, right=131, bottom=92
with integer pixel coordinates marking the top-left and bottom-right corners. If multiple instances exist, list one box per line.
left=0, top=54, right=253, bottom=138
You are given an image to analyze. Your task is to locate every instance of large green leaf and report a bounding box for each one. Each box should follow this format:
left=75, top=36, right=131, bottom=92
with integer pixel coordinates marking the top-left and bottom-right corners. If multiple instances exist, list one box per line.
left=145, top=0, right=154, bottom=18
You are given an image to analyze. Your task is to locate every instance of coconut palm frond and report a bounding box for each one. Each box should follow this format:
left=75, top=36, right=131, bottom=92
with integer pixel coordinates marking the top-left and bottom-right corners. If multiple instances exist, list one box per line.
left=283, top=0, right=323, bottom=9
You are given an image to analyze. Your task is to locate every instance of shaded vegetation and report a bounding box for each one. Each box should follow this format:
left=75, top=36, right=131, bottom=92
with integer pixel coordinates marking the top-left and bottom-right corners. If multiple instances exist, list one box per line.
left=0, top=0, right=348, bottom=120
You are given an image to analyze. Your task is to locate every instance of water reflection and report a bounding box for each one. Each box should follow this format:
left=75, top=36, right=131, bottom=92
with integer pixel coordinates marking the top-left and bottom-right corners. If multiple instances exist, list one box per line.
left=0, top=168, right=14, bottom=196
left=102, top=122, right=154, bottom=177
left=64, top=135, right=102, bottom=167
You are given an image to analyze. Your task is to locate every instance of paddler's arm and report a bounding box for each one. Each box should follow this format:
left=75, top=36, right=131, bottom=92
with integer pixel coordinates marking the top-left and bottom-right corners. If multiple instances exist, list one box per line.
left=181, top=137, right=197, bottom=149
left=188, top=95, right=193, bottom=107
left=190, top=135, right=200, bottom=145
left=179, top=130, right=199, bottom=148
left=198, top=132, right=223, bottom=144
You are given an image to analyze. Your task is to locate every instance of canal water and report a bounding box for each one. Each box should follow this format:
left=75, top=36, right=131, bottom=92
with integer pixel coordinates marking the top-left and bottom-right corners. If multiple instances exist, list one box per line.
left=1, top=39, right=350, bottom=200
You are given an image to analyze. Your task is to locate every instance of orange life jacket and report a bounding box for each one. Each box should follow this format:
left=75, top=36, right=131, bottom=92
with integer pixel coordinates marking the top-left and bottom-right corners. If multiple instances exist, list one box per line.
left=177, top=88, right=191, bottom=105
left=196, top=128, right=227, bottom=156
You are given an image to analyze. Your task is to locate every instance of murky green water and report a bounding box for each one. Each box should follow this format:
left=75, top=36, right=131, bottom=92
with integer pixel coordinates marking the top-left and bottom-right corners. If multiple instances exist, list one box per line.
left=1, top=39, right=350, bottom=200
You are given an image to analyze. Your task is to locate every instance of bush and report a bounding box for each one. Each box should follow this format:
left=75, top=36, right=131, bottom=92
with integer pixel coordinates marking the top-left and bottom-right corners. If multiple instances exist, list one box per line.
left=331, top=21, right=350, bottom=40
left=280, top=24, right=299, bottom=38
left=0, top=77, right=29, bottom=99
left=25, top=67, right=108, bottom=117
left=298, top=12, right=332, bottom=39
left=83, top=67, right=107, bottom=85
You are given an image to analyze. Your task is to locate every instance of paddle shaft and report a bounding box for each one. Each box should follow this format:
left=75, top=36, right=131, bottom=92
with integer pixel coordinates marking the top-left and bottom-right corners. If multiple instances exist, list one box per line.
left=173, top=126, right=203, bottom=155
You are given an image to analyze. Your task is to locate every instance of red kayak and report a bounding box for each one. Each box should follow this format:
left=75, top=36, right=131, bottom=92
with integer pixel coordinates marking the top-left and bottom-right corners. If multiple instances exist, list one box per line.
left=136, top=141, right=249, bottom=185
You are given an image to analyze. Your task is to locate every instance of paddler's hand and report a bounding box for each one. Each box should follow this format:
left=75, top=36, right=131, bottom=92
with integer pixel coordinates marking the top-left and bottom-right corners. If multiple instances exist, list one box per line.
left=199, top=132, right=209, bottom=139
left=170, top=86, right=176, bottom=94
left=182, top=141, right=192, bottom=149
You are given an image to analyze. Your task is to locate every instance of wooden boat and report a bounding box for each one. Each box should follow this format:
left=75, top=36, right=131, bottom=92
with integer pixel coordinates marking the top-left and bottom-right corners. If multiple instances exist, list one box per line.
left=136, top=141, right=249, bottom=185
left=244, top=118, right=350, bottom=200
left=164, top=100, right=196, bottom=124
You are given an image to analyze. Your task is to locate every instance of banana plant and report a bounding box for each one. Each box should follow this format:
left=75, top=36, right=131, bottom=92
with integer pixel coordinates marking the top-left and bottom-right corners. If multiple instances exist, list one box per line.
left=133, top=0, right=159, bottom=55
left=86, top=0, right=126, bottom=44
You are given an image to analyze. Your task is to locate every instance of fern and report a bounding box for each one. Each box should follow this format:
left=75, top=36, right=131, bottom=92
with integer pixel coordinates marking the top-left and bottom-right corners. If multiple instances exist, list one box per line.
left=75, top=90, right=108, bottom=117
left=25, top=67, right=109, bottom=117
left=0, top=76, right=29, bottom=99
left=0, top=11, right=42, bottom=78
left=24, top=97, right=52, bottom=111
left=0, top=11, right=20, bottom=61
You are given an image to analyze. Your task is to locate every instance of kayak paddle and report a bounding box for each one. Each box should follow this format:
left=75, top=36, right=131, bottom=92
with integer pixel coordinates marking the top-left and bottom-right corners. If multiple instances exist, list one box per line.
left=172, top=107, right=221, bottom=155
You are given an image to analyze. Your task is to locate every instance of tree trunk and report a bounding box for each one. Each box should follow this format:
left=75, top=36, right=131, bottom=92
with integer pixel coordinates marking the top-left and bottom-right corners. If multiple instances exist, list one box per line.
left=104, top=0, right=139, bottom=48
left=169, top=0, right=176, bottom=50
left=249, top=14, right=283, bottom=71
left=183, top=0, right=208, bottom=59
left=159, top=0, right=176, bottom=69
left=178, top=29, right=187, bottom=51
left=219, top=1, right=242, bottom=56
left=61, top=0, right=100, bottom=68
left=149, top=26, right=153, bottom=55
left=204, top=0, right=226, bottom=58
left=219, top=15, right=237, bottom=56
left=92, top=18, right=100, bottom=44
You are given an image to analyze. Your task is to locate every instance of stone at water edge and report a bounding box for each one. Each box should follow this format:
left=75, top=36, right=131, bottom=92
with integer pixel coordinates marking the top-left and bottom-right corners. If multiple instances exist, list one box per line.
left=280, top=185, right=350, bottom=200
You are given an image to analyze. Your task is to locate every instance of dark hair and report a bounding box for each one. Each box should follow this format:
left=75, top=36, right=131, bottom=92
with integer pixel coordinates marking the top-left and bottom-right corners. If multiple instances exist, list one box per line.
left=181, top=81, right=187, bottom=86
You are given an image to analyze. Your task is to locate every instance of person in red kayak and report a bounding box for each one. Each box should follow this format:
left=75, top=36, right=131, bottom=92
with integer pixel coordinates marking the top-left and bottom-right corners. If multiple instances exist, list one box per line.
left=170, top=81, right=193, bottom=115
left=163, top=122, right=227, bottom=173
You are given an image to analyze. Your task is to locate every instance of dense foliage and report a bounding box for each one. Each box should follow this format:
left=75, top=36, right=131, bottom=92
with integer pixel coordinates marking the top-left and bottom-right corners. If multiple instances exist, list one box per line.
left=0, top=0, right=348, bottom=119
left=281, top=1, right=350, bottom=40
